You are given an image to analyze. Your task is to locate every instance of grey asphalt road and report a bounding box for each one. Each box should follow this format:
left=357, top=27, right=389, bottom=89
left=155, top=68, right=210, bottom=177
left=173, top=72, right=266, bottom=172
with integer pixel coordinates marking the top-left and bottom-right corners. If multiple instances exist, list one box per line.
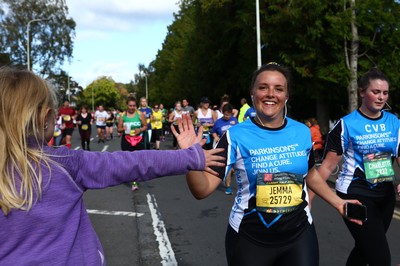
left=73, top=128, right=400, bottom=266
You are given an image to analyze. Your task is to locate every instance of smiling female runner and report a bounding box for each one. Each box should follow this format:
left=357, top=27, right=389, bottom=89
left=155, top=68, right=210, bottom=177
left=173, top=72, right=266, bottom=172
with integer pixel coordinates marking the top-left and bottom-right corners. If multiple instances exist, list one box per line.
left=184, top=63, right=362, bottom=266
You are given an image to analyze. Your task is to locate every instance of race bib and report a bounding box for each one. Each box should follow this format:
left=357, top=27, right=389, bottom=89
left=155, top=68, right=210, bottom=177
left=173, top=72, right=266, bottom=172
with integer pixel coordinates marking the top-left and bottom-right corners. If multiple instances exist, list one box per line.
left=363, top=152, right=394, bottom=184
left=202, top=125, right=209, bottom=131
left=63, top=115, right=71, bottom=121
left=123, top=122, right=140, bottom=136
left=81, top=124, right=89, bottom=131
left=256, top=172, right=304, bottom=214
left=98, top=117, right=105, bottom=121
left=54, top=128, right=61, bottom=137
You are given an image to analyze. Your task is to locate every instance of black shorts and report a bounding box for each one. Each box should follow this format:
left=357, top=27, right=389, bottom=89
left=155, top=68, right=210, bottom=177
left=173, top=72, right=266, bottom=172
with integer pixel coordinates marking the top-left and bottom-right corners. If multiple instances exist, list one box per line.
left=63, top=127, right=74, bottom=136
left=225, top=224, right=318, bottom=266
left=337, top=191, right=395, bottom=266
left=96, top=125, right=106, bottom=130
left=151, top=128, right=162, bottom=142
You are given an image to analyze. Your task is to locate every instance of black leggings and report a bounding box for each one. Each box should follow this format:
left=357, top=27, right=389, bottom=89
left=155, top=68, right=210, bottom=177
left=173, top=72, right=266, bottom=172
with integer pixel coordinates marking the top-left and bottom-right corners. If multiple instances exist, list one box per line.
left=225, top=224, right=319, bottom=266
left=172, top=124, right=179, bottom=148
left=338, top=191, right=395, bottom=266
left=79, top=128, right=91, bottom=142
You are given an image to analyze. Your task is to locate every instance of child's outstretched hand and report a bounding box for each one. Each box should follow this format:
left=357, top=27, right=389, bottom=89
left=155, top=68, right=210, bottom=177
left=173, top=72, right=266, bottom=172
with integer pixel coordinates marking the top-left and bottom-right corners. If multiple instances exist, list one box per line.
left=172, top=114, right=205, bottom=149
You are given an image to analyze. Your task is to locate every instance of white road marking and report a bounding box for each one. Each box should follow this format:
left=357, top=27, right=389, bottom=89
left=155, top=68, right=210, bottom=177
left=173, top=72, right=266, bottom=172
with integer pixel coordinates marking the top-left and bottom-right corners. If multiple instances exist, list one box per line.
left=101, top=145, right=109, bottom=152
left=394, top=209, right=400, bottom=220
left=87, top=209, right=144, bottom=217
left=146, top=193, right=177, bottom=266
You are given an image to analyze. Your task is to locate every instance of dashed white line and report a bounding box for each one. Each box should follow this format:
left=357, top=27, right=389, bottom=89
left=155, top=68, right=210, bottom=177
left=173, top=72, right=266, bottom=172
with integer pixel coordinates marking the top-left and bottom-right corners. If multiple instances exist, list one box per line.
left=146, top=193, right=177, bottom=266
left=394, top=209, right=400, bottom=220
left=101, top=145, right=109, bottom=152
left=87, top=209, right=144, bottom=217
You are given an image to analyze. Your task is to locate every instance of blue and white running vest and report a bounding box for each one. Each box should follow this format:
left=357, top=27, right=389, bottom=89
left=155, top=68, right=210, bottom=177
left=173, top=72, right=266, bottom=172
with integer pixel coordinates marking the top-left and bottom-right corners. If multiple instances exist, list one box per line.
left=215, top=117, right=314, bottom=246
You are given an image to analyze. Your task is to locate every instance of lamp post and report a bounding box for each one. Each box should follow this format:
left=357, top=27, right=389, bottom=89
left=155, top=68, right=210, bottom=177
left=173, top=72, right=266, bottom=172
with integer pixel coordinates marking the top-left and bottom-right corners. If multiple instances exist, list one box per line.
left=27, top=18, right=49, bottom=71
left=144, top=74, right=148, bottom=101
left=67, top=75, right=71, bottom=102
left=140, top=71, right=148, bottom=101
left=256, top=0, right=262, bottom=68
left=67, top=59, right=81, bottom=105
left=91, top=85, right=95, bottom=112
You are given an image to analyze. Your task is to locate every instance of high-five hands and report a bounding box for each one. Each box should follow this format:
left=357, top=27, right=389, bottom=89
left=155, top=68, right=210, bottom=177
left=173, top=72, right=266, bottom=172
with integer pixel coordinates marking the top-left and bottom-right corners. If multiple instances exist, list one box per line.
left=172, top=114, right=225, bottom=175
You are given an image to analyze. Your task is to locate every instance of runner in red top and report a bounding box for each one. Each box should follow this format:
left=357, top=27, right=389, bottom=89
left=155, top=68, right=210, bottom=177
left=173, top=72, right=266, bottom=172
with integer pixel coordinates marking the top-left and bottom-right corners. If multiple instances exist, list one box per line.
left=58, top=100, right=76, bottom=148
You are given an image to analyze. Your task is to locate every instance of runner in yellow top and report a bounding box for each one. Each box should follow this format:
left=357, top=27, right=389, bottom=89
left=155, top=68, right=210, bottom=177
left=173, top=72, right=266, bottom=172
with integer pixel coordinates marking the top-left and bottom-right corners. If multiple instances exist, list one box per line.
left=151, top=104, right=163, bottom=150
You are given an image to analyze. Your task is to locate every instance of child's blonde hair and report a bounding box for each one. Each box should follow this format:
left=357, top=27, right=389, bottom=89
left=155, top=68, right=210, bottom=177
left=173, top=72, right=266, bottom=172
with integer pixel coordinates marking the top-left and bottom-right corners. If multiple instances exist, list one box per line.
left=0, top=68, right=58, bottom=215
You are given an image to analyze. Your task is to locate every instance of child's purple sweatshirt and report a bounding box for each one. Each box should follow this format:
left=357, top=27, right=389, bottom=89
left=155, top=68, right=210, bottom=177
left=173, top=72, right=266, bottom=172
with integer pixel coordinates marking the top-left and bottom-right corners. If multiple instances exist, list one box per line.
left=0, top=144, right=205, bottom=265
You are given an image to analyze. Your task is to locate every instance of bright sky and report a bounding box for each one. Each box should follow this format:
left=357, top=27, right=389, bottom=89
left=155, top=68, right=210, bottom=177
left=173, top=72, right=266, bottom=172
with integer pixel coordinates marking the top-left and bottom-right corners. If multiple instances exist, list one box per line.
left=65, top=0, right=180, bottom=88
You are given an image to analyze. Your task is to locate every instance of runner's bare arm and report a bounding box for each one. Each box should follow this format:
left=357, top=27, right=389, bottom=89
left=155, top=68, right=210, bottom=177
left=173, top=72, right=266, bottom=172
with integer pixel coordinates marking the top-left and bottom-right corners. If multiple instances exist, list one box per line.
left=186, top=171, right=221, bottom=199
left=306, top=167, right=362, bottom=225
left=309, top=151, right=341, bottom=203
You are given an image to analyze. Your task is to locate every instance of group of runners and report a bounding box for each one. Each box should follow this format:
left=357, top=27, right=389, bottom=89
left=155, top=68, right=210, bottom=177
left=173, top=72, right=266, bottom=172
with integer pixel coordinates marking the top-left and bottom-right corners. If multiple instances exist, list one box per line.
left=0, top=64, right=399, bottom=266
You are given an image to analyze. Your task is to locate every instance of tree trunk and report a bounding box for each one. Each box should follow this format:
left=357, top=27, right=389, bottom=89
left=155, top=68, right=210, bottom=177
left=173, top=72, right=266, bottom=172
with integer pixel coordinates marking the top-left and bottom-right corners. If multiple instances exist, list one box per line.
left=316, top=97, right=330, bottom=135
left=347, top=0, right=359, bottom=112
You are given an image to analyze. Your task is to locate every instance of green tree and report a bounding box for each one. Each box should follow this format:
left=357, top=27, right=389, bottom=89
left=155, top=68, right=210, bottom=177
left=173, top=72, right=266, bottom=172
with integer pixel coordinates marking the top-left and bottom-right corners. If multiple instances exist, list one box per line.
left=79, top=77, right=120, bottom=111
left=260, top=0, right=349, bottom=131
left=261, top=0, right=400, bottom=131
left=0, top=0, right=76, bottom=75
left=47, top=70, right=82, bottom=104
left=150, top=0, right=197, bottom=106
left=0, top=53, right=10, bottom=66
left=115, top=82, right=129, bottom=110
left=149, top=0, right=400, bottom=126
left=151, top=0, right=256, bottom=108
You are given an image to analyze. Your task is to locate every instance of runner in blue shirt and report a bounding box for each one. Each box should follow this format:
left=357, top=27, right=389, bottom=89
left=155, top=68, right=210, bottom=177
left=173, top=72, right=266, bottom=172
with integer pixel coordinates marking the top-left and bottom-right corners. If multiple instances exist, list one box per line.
left=139, top=97, right=153, bottom=150
left=184, top=63, right=362, bottom=266
left=243, top=106, right=256, bottom=120
left=312, top=68, right=400, bottom=266
left=212, top=103, right=238, bottom=195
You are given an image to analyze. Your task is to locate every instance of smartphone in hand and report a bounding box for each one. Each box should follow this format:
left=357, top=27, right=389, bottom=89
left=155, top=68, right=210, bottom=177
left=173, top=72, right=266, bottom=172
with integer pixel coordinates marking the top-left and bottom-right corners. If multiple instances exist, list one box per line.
left=345, top=202, right=367, bottom=222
